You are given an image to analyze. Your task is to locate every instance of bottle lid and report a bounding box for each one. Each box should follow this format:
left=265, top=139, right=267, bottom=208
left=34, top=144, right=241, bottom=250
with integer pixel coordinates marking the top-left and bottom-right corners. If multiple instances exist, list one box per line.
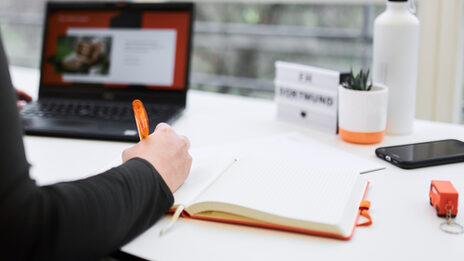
left=388, top=0, right=415, bottom=13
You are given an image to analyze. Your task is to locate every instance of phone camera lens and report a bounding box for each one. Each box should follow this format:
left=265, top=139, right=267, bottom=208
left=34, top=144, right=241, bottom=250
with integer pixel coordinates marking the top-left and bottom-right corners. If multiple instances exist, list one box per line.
left=385, top=155, right=392, bottom=162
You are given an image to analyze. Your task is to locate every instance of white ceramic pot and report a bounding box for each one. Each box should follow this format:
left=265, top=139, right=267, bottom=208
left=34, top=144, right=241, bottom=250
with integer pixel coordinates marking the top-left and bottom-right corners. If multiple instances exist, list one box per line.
left=338, top=83, right=388, bottom=144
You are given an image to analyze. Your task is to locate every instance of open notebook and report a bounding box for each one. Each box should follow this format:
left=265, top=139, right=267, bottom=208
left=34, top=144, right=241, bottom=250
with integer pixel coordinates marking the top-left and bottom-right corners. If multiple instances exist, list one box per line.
left=166, top=132, right=382, bottom=240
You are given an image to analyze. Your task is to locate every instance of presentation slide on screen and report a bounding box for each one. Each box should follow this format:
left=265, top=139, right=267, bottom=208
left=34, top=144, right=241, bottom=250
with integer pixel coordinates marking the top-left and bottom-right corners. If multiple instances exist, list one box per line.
left=60, top=28, right=177, bottom=86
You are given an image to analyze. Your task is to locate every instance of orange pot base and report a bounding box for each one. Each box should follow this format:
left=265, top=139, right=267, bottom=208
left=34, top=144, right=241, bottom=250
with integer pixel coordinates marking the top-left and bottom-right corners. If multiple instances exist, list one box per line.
left=339, top=128, right=385, bottom=145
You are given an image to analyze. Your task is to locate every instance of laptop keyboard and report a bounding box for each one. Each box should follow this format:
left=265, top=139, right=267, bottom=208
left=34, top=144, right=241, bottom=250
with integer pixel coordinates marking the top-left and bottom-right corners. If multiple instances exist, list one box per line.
left=21, top=99, right=175, bottom=123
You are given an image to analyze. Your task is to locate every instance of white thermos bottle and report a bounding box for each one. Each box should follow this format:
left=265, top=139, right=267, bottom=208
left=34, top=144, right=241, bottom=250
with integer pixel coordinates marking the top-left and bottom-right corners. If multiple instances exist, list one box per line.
left=372, top=0, right=419, bottom=134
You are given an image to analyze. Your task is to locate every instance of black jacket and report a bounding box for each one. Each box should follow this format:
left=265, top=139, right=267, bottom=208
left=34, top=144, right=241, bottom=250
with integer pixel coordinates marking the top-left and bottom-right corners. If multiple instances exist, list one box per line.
left=0, top=34, right=174, bottom=260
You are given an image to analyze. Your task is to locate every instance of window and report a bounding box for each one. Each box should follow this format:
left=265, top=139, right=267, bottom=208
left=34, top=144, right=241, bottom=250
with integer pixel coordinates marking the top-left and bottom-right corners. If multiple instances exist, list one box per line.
left=0, top=0, right=382, bottom=99
left=192, top=3, right=383, bottom=98
left=0, top=0, right=45, bottom=67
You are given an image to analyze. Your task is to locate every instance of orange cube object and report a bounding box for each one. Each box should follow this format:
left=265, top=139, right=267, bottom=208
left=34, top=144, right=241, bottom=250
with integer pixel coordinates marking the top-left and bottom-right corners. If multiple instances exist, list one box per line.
left=429, top=180, right=459, bottom=217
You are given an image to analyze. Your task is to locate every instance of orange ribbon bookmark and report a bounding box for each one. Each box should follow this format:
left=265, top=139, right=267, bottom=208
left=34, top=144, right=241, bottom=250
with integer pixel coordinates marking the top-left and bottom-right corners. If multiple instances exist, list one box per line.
left=357, top=200, right=373, bottom=227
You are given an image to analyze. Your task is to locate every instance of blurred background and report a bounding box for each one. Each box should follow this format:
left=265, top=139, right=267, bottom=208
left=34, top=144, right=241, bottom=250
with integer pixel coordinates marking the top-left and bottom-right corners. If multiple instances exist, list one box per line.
left=0, top=0, right=463, bottom=123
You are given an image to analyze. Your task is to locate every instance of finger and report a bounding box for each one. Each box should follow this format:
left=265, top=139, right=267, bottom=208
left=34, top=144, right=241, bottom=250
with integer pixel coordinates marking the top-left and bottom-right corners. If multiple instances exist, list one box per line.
left=17, top=101, right=24, bottom=109
left=16, top=89, right=32, bottom=102
left=155, top=122, right=171, bottom=132
left=180, top=135, right=190, bottom=149
left=15, top=89, right=32, bottom=102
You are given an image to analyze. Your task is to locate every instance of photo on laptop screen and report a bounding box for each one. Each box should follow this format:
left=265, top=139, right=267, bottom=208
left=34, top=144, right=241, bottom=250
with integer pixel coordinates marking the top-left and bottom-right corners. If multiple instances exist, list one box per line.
left=55, top=35, right=112, bottom=75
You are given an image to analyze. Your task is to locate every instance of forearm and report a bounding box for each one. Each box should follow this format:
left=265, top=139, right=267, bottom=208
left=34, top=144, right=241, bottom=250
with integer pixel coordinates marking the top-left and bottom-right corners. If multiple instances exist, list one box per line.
left=0, top=158, right=173, bottom=261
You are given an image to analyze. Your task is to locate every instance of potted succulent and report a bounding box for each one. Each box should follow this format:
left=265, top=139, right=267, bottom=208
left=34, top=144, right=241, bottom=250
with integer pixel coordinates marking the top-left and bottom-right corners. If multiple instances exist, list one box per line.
left=338, top=69, right=388, bottom=144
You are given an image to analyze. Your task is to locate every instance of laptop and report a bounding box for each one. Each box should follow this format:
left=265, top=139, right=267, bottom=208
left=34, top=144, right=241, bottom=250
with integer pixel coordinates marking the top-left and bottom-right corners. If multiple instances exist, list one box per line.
left=20, top=2, right=194, bottom=142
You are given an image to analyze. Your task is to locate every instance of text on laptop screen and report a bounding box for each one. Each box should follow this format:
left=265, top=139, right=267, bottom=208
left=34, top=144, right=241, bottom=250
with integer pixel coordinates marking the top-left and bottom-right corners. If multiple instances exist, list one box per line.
left=41, top=9, right=190, bottom=90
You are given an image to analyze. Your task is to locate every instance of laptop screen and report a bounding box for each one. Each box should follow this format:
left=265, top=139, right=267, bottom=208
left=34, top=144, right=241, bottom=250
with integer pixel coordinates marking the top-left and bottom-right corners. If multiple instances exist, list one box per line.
left=39, top=2, right=192, bottom=100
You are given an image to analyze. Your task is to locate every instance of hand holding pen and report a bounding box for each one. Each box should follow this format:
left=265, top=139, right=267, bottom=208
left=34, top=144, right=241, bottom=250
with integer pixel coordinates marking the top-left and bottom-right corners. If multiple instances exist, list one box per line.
left=122, top=99, right=192, bottom=193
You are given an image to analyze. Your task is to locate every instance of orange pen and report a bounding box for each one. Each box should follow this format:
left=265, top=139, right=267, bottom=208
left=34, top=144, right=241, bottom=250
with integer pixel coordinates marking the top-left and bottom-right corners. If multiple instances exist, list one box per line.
left=132, top=99, right=149, bottom=140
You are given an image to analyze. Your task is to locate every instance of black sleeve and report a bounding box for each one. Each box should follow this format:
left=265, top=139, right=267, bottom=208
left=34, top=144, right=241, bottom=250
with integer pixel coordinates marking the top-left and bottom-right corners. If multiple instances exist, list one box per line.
left=0, top=34, right=174, bottom=260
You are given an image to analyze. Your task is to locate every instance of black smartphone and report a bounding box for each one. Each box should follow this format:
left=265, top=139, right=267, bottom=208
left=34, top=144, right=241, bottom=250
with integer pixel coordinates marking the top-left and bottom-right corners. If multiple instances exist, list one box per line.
left=375, top=139, right=464, bottom=169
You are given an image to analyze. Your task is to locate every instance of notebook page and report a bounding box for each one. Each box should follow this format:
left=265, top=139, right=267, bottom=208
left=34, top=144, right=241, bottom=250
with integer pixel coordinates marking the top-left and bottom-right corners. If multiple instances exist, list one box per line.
left=172, top=155, right=235, bottom=206
left=175, top=132, right=377, bottom=212
left=191, top=156, right=363, bottom=227
left=186, top=132, right=384, bottom=175
left=283, top=133, right=384, bottom=174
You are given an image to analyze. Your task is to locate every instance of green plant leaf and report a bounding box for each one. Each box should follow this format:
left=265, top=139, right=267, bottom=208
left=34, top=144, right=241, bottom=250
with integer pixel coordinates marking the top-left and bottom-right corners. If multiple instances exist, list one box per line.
left=342, top=68, right=372, bottom=91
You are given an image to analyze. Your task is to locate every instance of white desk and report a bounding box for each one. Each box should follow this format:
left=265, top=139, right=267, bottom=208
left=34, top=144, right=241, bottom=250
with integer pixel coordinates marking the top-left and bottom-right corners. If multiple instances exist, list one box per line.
left=12, top=67, right=464, bottom=260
